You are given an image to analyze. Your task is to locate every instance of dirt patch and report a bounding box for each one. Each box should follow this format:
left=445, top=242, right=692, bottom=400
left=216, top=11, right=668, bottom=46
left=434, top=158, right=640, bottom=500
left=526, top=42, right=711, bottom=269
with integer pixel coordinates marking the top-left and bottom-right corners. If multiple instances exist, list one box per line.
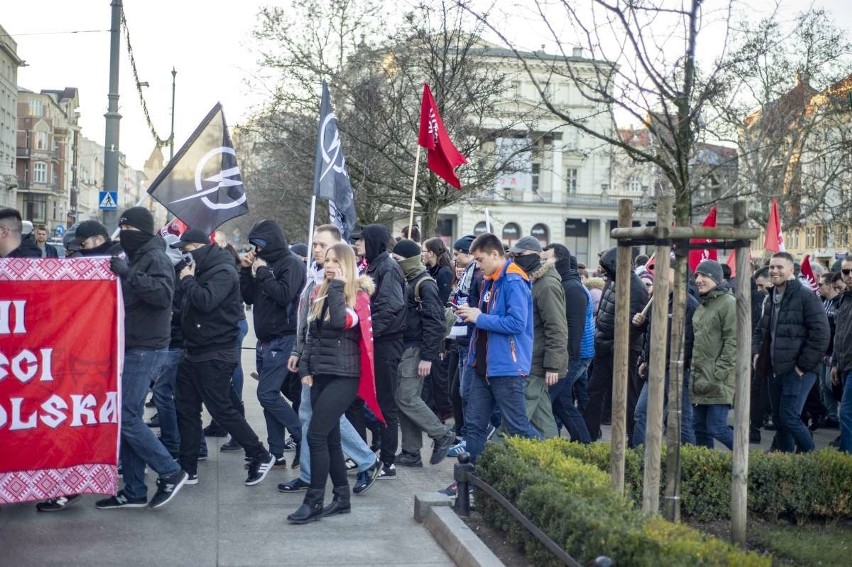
left=462, top=510, right=535, bottom=567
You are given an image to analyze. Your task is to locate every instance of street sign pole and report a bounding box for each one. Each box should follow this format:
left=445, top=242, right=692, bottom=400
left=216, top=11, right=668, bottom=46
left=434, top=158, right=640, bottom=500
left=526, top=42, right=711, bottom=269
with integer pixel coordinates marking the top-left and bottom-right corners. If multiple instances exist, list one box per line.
left=102, top=0, right=122, bottom=231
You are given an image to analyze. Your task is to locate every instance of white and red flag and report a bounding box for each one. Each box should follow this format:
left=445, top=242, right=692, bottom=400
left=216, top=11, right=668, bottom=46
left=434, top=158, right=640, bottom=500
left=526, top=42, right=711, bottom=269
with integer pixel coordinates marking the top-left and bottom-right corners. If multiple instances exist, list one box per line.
left=0, top=258, right=122, bottom=504
left=764, top=198, right=785, bottom=252
left=418, top=84, right=467, bottom=189
left=688, top=207, right=719, bottom=272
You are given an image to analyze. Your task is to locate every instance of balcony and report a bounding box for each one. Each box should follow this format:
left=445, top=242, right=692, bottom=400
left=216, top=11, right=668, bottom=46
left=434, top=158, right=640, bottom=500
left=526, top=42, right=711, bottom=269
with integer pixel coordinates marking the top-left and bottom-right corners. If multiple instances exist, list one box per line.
left=17, top=182, right=59, bottom=193
left=16, top=147, right=60, bottom=160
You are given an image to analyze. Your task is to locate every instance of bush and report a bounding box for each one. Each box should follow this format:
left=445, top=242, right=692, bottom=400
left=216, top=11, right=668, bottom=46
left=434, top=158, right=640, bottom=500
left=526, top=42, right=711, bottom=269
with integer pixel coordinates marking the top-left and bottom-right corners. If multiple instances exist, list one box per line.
left=553, top=442, right=852, bottom=523
left=476, top=438, right=770, bottom=567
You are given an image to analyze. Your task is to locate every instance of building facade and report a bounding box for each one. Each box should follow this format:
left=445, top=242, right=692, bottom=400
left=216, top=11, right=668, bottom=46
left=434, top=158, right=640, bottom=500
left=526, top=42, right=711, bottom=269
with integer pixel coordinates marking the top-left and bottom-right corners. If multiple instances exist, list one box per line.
left=0, top=26, right=22, bottom=208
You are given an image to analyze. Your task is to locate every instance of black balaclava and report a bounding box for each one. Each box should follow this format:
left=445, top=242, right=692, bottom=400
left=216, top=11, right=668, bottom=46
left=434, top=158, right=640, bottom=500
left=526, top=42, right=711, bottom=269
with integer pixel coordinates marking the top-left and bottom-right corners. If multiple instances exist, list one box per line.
left=514, top=254, right=541, bottom=274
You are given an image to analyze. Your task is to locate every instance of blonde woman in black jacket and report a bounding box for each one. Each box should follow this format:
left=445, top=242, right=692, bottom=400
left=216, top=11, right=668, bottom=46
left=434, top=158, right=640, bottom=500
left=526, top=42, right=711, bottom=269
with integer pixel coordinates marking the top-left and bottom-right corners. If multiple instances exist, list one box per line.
left=288, top=243, right=376, bottom=524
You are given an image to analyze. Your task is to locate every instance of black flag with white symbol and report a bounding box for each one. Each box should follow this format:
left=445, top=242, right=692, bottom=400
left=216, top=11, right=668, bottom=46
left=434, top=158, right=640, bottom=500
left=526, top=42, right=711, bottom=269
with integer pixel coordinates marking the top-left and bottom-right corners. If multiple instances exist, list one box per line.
left=313, top=81, right=356, bottom=241
left=147, top=103, right=248, bottom=234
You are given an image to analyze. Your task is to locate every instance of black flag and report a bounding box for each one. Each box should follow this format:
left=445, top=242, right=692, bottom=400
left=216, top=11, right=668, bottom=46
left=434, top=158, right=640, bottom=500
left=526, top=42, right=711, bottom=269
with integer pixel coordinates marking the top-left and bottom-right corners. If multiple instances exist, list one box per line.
left=313, top=81, right=356, bottom=241
left=147, top=103, right=248, bottom=234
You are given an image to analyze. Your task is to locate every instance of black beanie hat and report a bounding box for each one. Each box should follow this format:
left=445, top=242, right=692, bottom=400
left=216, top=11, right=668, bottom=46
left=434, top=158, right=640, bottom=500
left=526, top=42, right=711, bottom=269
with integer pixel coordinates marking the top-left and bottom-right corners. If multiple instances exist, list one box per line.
left=392, top=239, right=422, bottom=259
left=453, top=234, right=476, bottom=254
left=695, top=259, right=724, bottom=286
left=118, top=207, right=155, bottom=235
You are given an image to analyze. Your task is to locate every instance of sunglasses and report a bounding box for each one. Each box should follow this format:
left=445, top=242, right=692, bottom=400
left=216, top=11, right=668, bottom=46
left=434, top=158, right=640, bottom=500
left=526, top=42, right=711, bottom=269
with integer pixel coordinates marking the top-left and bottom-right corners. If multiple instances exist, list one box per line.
left=842, top=269, right=852, bottom=276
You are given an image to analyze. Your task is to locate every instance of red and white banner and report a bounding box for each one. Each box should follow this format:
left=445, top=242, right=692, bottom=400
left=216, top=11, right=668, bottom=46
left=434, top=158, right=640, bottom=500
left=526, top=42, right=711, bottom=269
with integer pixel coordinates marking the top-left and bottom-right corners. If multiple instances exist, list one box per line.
left=0, top=258, right=123, bottom=504
left=688, top=207, right=718, bottom=272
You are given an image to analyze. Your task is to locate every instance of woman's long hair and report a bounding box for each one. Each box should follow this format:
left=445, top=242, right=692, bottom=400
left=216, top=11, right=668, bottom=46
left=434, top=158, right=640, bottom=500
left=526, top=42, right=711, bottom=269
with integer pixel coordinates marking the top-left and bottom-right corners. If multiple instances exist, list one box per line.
left=424, top=237, right=453, bottom=272
left=309, top=243, right=360, bottom=321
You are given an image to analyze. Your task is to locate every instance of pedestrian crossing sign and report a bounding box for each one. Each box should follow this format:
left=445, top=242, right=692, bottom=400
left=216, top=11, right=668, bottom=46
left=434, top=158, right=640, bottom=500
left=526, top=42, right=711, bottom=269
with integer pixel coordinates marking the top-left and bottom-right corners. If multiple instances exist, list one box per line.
left=99, top=191, right=118, bottom=210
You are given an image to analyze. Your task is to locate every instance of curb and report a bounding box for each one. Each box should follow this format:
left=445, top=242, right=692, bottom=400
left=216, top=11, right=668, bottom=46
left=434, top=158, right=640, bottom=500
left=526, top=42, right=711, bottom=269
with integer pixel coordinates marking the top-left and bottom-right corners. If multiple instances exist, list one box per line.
left=414, top=493, right=505, bottom=567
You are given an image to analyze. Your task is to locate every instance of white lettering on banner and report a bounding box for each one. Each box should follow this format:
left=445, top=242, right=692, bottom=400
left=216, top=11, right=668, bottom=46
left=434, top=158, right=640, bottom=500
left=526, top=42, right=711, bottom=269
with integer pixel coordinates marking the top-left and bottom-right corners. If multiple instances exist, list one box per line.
left=0, top=392, right=118, bottom=432
left=0, top=300, right=27, bottom=335
left=0, top=348, right=55, bottom=382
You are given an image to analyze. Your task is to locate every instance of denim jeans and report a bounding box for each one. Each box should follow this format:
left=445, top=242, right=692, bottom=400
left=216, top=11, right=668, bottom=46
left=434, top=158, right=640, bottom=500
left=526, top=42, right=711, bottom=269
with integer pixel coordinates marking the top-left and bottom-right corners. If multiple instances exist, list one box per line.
left=232, top=318, right=249, bottom=401
left=769, top=370, right=817, bottom=453
left=152, top=348, right=184, bottom=454
left=121, top=348, right=181, bottom=500
left=256, top=335, right=301, bottom=456
left=297, top=383, right=377, bottom=483
left=839, top=370, right=852, bottom=453
left=693, top=403, right=733, bottom=450
left=632, top=370, right=695, bottom=447
left=573, top=359, right=591, bottom=411
left=466, top=374, right=541, bottom=464
left=549, top=358, right=591, bottom=443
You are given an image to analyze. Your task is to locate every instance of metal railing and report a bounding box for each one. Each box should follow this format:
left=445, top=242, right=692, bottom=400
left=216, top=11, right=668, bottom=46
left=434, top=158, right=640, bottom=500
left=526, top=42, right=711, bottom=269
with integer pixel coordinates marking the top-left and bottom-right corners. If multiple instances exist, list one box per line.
left=453, top=453, right=613, bottom=567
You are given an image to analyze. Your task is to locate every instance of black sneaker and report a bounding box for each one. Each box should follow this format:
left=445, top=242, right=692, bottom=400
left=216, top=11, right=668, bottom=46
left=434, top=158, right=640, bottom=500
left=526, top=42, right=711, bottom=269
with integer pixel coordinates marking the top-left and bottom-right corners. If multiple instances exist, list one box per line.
left=272, top=455, right=287, bottom=469
left=378, top=463, right=397, bottom=479
left=246, top=453, right=276, bottom=486
left=397, top=452, right=423, bottom=468
left=353, top=459, right=381, bottom=495
left=283, top=435, right=298, bottom=451
left=203, top=423, right=228, bottom=437
left=345, top=458, right=359, bottom=473
left=149, top=470, right=189, bottom=509
left=220, top=438, right=241, bottom=452
left=277, top=477, right=310, bottom=493
left=36, top=494, right=80, bottom=512
left=430, top=431, right=456, bottom=465
left=95, top=490, right=148, bottom=509
left=145, top=414, right=160, bottom=428
left=185, top=473, right=199, bottom=486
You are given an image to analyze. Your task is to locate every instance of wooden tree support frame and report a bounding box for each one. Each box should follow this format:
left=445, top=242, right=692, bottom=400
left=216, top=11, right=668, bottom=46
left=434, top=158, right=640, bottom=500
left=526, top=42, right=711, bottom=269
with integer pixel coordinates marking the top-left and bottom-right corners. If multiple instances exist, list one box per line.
left=609, top=199, right=754, bottom=546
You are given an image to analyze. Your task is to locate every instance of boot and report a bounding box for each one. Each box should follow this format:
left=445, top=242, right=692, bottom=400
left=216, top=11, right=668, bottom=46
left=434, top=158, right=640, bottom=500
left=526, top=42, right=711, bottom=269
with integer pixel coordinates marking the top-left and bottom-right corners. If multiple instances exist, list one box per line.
left=287, top=488, right=324, bottom=524
left=321, top=485, right=351, bottom=517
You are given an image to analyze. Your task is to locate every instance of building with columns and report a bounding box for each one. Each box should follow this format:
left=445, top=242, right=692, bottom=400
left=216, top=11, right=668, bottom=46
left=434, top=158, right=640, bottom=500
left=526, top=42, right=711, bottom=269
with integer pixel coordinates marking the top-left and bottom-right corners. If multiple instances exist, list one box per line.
left=0, top=25, right=22, bottom=208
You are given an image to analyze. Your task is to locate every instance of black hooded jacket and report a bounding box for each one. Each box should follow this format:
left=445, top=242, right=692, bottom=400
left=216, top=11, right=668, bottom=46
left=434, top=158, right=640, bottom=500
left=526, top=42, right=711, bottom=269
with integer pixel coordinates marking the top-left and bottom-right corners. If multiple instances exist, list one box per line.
left=240, top=220, right=306, bottom=342
left=554, top=256, right=589, bottom=361
left=181, top=244, right=243, bottom=355
left=595, top=247, right=649, bottom=354
left=362, top=224, right=406, bottom=339
left=121, top=235, right=174, bottom=350
left=6, top=234, right=42, bottom=258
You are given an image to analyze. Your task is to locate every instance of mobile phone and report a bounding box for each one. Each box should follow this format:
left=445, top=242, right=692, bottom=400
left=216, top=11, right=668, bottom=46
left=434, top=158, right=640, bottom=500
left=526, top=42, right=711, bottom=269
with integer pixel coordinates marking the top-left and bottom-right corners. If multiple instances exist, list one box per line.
left=446, top=301, right=458, bottom=310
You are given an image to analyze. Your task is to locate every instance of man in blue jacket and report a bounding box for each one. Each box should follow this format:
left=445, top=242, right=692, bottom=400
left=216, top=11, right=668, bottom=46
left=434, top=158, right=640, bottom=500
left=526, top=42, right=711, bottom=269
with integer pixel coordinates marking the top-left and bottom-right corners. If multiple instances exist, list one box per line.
left=456, top=233, right=542, bottom=465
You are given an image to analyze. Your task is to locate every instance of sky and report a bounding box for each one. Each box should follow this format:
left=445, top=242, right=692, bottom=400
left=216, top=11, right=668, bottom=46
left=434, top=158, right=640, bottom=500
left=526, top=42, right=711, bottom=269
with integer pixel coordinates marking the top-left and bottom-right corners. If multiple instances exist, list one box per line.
left=3, top=0, right=851, bottom=173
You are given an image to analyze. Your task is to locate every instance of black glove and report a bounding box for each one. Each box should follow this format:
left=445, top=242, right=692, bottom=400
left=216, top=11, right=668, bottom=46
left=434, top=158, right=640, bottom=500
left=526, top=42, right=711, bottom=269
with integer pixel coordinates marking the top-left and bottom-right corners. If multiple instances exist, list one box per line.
left=110, top=255, right=130, bottom=276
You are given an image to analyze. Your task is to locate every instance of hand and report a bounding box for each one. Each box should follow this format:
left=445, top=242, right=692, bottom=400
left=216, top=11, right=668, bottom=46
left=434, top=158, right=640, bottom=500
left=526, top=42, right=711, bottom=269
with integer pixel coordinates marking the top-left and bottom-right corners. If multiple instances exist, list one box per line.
left=831, top=366, right=839, bottom=386
left=794, top=366, right=804, bottom=377
left=253, top=258, right=268, bottom=270
left=179, top=262, right=196, bottom=279
left=632, top=312, right=646, bottom=326
left=456, top=305, right=481, bottom=324
left=109, top=255, right=129, bottom=276
left=301, top=375, right=313, bottom=387
left=331, top=266, right=346, bottom=282
left=639, top=362, right=648, bottom=379
left=545, top=371, right=559, bottom=386
left=240, top=250, right=255, bottom=268
left=417, top=360, right=432, bottom=378
left=287, top=355, right=300, bottom=373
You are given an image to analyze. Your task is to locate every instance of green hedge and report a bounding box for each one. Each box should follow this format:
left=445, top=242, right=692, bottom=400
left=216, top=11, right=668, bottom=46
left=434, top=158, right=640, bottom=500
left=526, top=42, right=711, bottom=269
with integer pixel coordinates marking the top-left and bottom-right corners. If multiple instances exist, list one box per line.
left=552, top=442, right=852, bottom=522
left=476, top=438, right=770, bottom=567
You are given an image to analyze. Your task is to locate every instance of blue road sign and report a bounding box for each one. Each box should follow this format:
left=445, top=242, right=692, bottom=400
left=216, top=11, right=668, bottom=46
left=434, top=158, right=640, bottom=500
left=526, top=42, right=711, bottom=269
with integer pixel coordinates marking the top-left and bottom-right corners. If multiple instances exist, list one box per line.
left=99, top=191, right=118, bottom=210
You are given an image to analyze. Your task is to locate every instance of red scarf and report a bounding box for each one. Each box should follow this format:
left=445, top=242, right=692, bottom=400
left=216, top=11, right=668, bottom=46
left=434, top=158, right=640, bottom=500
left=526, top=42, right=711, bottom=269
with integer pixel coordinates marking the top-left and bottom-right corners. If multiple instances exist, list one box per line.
left=354, top=291, right=384, bottom=424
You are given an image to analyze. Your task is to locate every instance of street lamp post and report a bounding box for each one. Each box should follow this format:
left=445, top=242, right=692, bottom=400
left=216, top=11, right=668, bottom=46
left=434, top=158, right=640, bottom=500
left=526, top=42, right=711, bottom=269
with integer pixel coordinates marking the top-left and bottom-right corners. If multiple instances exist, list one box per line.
left=102, top=0, right=123, bottom=231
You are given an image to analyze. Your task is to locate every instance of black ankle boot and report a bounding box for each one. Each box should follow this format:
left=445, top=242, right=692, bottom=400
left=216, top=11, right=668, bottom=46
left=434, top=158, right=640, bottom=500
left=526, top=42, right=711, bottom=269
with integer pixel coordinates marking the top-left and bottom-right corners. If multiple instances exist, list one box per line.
left=321, top=485, right=351, bottom=517
left=287, top=488, right=324, bottom=524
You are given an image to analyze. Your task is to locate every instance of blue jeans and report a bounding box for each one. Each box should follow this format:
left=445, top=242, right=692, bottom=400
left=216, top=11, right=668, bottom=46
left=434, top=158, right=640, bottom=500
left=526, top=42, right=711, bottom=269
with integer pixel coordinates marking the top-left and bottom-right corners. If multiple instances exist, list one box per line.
left=549, top=358, right=592, bottom=443
left=769, top=370, right=817, bottom=453
left=573, top=359, right=590, bottom=411
left=232, top=319, right=249, bottom=400
left=121, top=348, right=181, bottom=500
left=152, top=348, right=183, bottom=454
left=839, top=370, right=852, bottom=453
left=633, top=370, right=695, bottom=447
left=466, top=374, right=541, bottom=464
left=297, top=384, right=376, bottom=482
left=256, top=335, right=301, bottom=456
left=693, top=403, right=733, bottom=450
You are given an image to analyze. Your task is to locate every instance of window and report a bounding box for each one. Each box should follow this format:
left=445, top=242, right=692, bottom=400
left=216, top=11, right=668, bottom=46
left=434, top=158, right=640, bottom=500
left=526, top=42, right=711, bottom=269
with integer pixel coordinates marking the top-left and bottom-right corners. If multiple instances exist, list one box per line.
left=35, top=131, right=48, bottom=150
left=33, top=162, right=48, bottom=184
left=806, top=227, right=815, bottom=249
left=23, top=194, right=47, bottom=223
left=628, top=175, right=642, bottom=192
left=566, top=168, right=578, bottom=194
left=563, top=218, right=589, bottom=265
left=30, top=100, right=43, bottom=116
left=531, top=163, right=540, bottom=193
left=474, top=221, right=488, bottom=235
left=502, top=222, right=521, bottom=244
left=531, top=223, right=549, bottom=245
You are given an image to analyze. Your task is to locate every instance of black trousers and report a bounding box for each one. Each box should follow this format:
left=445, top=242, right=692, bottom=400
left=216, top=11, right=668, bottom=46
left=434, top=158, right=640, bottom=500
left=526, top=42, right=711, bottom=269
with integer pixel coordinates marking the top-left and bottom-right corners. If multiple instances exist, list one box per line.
left=750, top=370, right=770, bottom=433
left=372, top=337, right=403, bottom=465
left=309, top=374, right=360, bottom=491
left=175, top=357, right=265, bottom=474
left=421, top=351, right=453, bottom=417
left=583, top=349, right=641, bottom=440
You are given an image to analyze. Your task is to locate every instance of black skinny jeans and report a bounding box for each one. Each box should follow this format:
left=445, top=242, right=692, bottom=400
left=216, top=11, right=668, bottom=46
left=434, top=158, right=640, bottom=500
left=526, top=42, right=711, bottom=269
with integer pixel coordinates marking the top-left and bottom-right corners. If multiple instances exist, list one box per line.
left=309, top=374, right=360, bottom=491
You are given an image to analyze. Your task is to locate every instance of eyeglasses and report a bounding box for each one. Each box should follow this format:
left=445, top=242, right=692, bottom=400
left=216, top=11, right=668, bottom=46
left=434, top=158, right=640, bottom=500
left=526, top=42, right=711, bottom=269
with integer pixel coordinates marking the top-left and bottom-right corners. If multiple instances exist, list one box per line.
left=842, top=269, right=852, bottom=276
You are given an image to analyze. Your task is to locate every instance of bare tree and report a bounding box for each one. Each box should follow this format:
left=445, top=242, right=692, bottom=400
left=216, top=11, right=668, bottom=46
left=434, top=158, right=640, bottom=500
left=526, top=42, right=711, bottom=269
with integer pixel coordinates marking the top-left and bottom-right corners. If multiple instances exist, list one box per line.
left=708, top=7, right=852, bottom=228
left=245, top=0, right=538, bottom=237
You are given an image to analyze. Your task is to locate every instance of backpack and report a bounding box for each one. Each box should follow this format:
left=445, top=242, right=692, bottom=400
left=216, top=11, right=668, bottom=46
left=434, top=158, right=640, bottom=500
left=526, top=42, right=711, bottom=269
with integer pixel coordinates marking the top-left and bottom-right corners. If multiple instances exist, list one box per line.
left=414, top=275, right=457, bottom=338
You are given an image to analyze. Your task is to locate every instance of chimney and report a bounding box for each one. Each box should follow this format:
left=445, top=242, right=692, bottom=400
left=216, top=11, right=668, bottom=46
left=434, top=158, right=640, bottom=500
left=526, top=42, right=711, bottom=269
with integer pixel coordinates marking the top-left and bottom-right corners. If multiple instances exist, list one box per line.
left=572, top=46, right=583, bottom=58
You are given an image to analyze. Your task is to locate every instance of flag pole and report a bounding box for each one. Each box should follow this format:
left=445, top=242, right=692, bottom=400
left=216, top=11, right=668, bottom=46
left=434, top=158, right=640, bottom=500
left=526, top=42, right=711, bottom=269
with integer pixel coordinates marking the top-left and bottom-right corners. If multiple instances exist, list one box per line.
left=485, top=208, right=491, bottom=233
left=408, top=145, right=422, bottom=237
left=305, top=194, right=317, bottom=268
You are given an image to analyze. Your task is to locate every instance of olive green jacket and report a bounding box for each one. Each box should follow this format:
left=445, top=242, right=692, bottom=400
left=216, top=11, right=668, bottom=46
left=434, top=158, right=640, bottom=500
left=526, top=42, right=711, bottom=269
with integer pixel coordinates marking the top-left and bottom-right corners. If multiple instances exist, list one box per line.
left=690, top=287, right=737, bottom=406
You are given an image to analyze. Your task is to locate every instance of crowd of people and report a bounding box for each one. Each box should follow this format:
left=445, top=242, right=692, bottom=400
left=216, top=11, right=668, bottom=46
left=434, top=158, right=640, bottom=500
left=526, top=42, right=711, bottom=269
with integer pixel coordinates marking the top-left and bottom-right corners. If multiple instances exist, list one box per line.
left=1, top=205, right=851, bottom=521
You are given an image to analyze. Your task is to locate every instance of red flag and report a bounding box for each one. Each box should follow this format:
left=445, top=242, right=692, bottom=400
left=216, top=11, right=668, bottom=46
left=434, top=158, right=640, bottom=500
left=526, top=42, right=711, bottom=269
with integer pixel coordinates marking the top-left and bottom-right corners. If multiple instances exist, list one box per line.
left=644, top=253, right=656, bottom=276
left=688, top=207, right=719, bottom=272
left=726, top=250, right=737, bottom=278
left=418, top=84, right=467, bottom=189
left=764, top=198, right=785, bottom=252
left=160, top=218, right=188, bottom=237
left=800, top=255, right=820, bottom=293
